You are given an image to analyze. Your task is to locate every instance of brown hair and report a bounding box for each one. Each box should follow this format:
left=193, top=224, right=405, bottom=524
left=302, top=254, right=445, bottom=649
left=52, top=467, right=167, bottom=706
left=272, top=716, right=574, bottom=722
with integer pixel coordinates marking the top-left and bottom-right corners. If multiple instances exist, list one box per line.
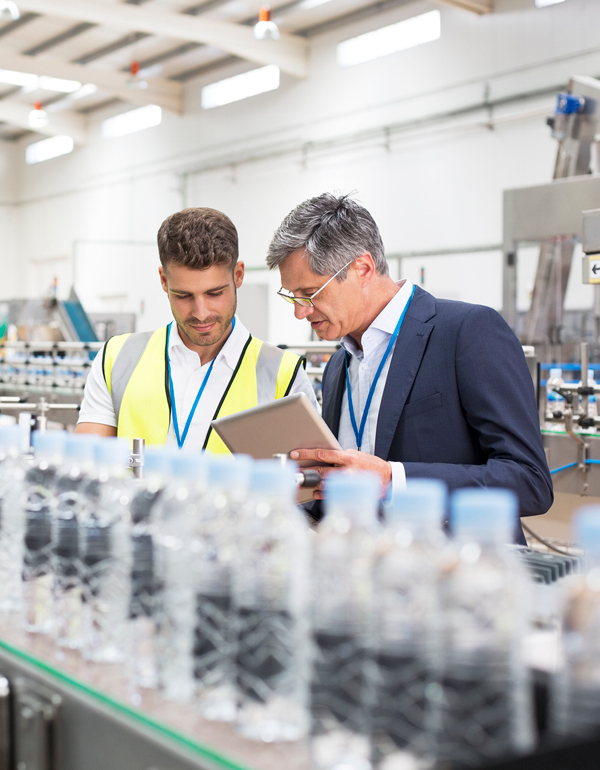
left=157, top=207, right=239, bottom=272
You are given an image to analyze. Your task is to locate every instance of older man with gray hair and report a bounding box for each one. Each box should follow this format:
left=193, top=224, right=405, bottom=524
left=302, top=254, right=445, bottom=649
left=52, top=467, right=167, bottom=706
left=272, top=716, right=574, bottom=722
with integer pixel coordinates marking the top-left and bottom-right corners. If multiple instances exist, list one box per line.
left=267, top=192, right=552, bottom=542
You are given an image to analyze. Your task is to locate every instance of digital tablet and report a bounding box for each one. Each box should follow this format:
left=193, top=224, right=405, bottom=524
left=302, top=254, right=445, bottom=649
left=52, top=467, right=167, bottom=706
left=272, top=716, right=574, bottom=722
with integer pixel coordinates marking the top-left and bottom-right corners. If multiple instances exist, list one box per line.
left=211, top=393, right=341, bottom=502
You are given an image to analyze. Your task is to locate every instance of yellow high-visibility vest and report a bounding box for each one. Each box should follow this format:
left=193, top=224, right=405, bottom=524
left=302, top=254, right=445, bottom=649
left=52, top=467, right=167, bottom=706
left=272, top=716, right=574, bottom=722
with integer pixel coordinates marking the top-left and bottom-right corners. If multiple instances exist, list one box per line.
left=102, top=325, right=303, bottom=453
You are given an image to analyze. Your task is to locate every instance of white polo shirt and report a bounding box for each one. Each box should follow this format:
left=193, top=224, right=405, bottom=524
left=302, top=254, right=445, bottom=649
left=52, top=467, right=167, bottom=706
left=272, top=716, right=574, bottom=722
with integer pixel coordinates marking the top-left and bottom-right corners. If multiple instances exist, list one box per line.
left=78, top=316, right=319, bottom=451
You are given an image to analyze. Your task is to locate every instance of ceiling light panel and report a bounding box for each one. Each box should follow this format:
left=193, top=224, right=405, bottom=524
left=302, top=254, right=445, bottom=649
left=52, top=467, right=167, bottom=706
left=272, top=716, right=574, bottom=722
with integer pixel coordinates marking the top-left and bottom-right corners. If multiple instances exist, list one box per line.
left=201, top=64, right=280, bottom=109
left=102, top=104, right=162, bottom=138
left=337, top=10, right=441, bottom=68
left=25, top=135, right=74, bottom=165
left=535, top=0, right=567, bottom=6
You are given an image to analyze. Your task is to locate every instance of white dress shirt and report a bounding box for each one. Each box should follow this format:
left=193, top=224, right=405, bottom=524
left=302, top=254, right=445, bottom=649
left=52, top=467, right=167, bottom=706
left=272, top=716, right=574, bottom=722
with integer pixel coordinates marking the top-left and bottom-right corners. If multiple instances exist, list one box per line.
left=338, top=279, right=414, bottom=494
left=78, top=316, right=319, bottom=451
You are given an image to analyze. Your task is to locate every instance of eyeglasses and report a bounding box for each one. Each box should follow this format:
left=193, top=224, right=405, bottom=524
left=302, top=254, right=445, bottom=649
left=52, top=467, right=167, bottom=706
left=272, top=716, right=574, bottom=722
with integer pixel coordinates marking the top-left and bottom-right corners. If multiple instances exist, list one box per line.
left=277, top=260, right=354, bottom=307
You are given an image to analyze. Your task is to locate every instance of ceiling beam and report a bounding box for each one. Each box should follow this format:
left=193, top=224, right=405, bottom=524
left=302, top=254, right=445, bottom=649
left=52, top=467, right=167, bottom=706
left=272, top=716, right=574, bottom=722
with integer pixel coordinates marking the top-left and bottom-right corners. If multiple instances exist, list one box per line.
left=17, top=0, right=309, bottom=78
left=0, top=102, right=86, bottom=143
left=436, top=0, right=493, bottom=13
left=0, top=50, right=183, bottom=114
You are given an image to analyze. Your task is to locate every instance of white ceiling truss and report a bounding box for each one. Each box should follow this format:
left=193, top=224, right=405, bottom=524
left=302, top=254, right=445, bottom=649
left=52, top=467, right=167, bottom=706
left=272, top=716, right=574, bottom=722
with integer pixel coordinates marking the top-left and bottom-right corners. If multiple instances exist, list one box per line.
left=0, top=0, right=491, bottom=144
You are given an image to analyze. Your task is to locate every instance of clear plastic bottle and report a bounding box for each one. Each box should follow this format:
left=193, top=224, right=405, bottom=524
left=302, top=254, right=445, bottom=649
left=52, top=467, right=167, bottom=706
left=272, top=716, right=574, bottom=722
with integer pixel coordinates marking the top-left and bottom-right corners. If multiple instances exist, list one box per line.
left=234, top=459, right=311, bottom=742
left=192, top=455, right=250, bottom=722
left=372, top=479, right=448, bottom=769
left=545, top=368, right=565, bottom=423
left=553, top=506, right=600, bottom=739
left=154, top=452, right=206, bottom=702
left=23, top=430, right=67, bottom=634
left=437, top=489, right=534, bottom=767
left=52, top=433, right=98, bottom=649
left=80, top=438, right=135, bottom=663
left=581, top=368, right=598, bottom=420
left=0, top=425, right=29, bottom=614
left=310, top=471, right=381, bottom=770
left=129, top=447, right=171, bottom=693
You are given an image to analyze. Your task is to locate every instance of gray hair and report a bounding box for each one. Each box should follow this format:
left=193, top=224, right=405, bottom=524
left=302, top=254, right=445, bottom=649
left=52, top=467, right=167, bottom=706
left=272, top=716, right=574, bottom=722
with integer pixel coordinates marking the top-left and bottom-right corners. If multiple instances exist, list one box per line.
left=266, top=193, right=388, bottom=279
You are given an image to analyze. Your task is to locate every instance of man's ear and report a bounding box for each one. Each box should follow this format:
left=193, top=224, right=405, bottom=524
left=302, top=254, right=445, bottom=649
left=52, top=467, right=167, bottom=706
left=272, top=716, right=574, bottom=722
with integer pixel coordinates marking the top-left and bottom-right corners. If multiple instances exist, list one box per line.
left=353, top=252, right=376, bottom=285
left=234, top=261, right=245, bottom=289
left=159, top=266, right=168, bottom=293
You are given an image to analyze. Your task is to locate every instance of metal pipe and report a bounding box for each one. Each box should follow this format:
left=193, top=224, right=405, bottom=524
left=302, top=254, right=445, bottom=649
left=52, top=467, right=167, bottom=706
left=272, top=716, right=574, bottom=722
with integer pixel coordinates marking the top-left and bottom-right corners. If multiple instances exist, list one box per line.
left=131, top=438, right=145, bottom=480
left=581, top=341, right=590, bottom=416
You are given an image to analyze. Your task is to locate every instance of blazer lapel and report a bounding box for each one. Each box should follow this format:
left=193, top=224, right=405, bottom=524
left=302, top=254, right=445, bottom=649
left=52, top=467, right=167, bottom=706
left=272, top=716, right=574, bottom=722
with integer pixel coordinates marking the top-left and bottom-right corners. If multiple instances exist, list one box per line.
left=322, top=349, right=346, bottom=438
left=374, top=287, right=436, bottom=460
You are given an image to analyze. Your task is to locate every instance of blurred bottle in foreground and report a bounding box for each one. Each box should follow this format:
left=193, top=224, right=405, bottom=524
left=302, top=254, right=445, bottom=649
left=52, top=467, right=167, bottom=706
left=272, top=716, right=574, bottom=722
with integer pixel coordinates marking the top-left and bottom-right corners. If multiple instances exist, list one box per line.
left=310, top=471, right=381, bottom=770
left=52, top=433, right=98, bottom=649
left=129, top=447, right=171, bottom=693
left=192, top=456, right=249, bottom=722
left=155, top=453, right=204, bottom=702
left=23, top=430, right=67, bottom=634
left=81, top=438, right=135, bottom=663
left=437, top=489, right=534, bottom=767
left=372, top=479, right=447, bottom=769
left=0, top=426, right=28, bottom=614
left=234, top=460, right=310, bottom=742
left=553, top=506, right=600, bottom=740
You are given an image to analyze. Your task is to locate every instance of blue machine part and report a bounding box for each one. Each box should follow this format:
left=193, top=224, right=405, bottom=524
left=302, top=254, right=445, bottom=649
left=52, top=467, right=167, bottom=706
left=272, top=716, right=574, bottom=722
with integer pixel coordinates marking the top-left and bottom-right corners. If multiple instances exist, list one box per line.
left=62, top=300, right=98, bottom=343
left=555, top=92, right=586, bottom=115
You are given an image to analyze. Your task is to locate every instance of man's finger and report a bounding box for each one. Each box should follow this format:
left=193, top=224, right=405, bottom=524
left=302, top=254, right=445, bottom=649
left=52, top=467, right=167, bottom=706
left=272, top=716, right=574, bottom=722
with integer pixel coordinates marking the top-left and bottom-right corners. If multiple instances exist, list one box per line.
left=290, top=448, right=346, bottom=464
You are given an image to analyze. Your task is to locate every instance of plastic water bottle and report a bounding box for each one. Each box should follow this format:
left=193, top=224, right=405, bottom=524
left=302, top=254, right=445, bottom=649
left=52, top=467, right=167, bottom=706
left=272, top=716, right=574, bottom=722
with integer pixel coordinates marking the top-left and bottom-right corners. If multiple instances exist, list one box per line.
left=130, top=447, right=171, bottom=693
left=23, top=430, right=67, bottom=634
left=192, top=456, right=250, bottom=721
left=81, top=438, right=135, bottom=662
left=310, top=471, right=381, bottom=770
left=553, top=506, right=600, bottom=739
left=372, top=479, right=447, bottom=769
left=52, top=433, right=98, bottom=649
left=234, top=460, right=310, bottom=742
left=154, top=452, right=206, bottom=702
left=0, top=425, right=29, bottom=614
left=437, top=489, right=534, bottom=766
left=546, top=368, right=565, bottom=422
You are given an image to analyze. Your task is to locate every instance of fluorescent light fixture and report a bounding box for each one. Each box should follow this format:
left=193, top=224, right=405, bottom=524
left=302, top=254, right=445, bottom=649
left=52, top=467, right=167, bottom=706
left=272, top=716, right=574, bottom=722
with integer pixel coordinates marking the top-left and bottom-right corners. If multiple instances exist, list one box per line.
left=25, top=135, right=74, bottom=165
left=0, top=70, right=82, bottom=92
left=201, top=65, right=280, bottom=110
left=297, top=0, right=333, bottom=9
left=69, top=83, right=98, bottom=101
left=102, top=104, right=162, bottom=139
left=0, top=69, right=37, bottom=88
left=535, top=0, right=566, bottom=6
left=337, top=10, right=441, bottom=68
left=38, top=76, right=82, bottom=93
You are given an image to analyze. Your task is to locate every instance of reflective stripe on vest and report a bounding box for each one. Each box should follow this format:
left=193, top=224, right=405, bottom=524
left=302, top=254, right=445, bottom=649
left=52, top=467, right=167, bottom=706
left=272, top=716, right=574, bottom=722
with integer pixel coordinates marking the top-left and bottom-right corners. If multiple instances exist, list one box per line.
left=102, top=325, right=302, bottom=452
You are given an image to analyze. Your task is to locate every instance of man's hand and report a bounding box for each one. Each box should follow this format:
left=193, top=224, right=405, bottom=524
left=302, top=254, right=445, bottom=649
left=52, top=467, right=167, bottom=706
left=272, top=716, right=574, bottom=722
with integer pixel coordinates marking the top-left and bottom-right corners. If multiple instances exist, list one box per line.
left=290, top=448, right=392, bottom=500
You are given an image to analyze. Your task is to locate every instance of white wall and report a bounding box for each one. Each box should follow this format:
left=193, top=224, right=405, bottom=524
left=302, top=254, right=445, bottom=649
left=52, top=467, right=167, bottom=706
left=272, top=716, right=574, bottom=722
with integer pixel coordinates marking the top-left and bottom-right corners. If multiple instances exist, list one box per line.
left=2, top=0, right=599, bottom=339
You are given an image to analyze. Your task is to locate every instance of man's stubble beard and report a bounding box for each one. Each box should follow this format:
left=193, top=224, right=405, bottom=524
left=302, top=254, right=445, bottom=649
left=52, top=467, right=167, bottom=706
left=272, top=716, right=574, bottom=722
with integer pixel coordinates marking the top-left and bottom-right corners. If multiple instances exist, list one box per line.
left=176, top=289, right=237, bottom=349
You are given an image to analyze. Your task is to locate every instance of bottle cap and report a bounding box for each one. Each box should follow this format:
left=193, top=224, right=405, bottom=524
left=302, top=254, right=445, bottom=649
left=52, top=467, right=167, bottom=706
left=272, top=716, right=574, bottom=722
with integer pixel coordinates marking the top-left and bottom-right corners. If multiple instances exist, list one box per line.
left=94, top=437, right=131, bottom=468
left=208, top=455, right=251, bottom=489
left=32, top=430, right=67, bottom=458
left=451, top=488, right=517, bottom=542
left=64, top=433, right=98, bottom=462
left=550, top=368, right=562, bottom=379
left=387, top=478, right=447, bottom=530
left=324, top=471, right=380, bottom=524
left=0, top=425, right=22, bottom=450
left=170, top=451, right=205, bottom=481
left=249, top=459, right=296, bottom=497
left=143, top=446, right=170, bottom=477
left=574, top=506, right=600, bottom=556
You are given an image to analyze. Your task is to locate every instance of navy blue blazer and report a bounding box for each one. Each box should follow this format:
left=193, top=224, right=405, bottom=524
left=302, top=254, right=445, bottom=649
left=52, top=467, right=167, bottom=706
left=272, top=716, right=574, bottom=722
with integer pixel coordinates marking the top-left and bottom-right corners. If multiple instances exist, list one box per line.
left=319, top=286, right=553, bottom=543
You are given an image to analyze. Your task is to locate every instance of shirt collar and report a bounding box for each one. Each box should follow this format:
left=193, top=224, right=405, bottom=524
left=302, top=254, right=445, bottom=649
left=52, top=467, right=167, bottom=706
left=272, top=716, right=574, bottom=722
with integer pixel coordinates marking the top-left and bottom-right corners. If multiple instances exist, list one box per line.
left=341, top=279, right=414, bottom=358
left=169, top=315, right=249, bottom=370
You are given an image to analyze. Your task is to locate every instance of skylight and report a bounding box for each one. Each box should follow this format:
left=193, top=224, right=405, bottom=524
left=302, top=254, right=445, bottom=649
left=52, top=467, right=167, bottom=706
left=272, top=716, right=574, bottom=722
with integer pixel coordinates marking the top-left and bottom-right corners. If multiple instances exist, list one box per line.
left=535, top=0, right=567, bottom=6
left=0, top=70, right=81, bottom=92
left=101, top=104, right=162, bottom=139
left=337, top=10, right=441, bottom=68
left=201, top=65, right=280, bottom=110
left=25, top=135, right=74, bottom=165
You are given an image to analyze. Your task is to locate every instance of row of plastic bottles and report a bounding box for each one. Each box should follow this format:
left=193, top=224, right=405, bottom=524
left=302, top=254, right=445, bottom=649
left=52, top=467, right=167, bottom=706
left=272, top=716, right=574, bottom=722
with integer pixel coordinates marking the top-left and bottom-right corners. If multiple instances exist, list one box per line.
left=0, top=428, right=598, bottom=768
left=0, top=352, right=90, bottom=390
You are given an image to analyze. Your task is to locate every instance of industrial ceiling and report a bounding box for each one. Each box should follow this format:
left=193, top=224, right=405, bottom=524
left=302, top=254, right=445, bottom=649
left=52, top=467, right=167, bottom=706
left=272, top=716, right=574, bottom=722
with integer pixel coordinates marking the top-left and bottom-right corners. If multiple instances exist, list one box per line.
left=0, top=0, right=490, bottom=143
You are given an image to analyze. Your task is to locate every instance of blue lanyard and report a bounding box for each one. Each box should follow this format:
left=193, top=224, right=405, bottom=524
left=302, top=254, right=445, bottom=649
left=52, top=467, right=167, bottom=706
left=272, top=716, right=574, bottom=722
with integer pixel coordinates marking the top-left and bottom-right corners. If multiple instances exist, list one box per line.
left=166, top=317, right=235, bottom=449
left=345, top=285, right=415, bottom=451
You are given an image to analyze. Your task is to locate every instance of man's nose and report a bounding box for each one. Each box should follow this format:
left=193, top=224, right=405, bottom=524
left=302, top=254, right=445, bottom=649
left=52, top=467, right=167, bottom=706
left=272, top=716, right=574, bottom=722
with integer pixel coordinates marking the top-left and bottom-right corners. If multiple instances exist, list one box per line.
left=192, top=296, right=209, bottom=319
left=294, top=302, right=313, bottom=321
